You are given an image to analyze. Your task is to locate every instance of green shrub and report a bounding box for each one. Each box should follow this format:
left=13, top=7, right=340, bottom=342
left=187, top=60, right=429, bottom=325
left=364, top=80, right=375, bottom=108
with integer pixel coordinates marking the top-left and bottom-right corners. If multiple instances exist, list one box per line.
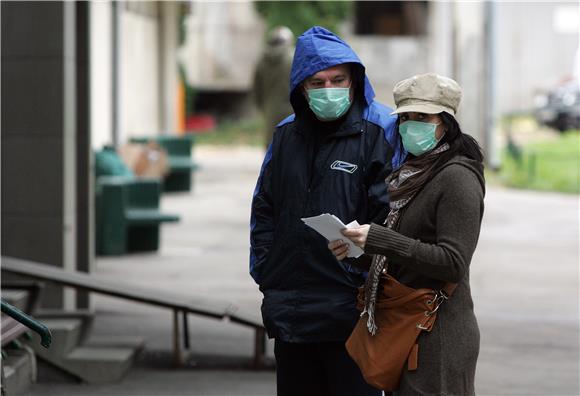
left=498, top=131, right=580, bottom=194
left=255, top=1, right=352, bottom=37
left=195, top=117, right=264, bottom=147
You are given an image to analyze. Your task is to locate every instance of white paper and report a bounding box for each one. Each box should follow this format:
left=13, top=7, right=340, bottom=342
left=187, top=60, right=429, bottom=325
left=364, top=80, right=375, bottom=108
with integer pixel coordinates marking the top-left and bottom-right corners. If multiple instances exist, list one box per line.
left=301, top=213, right=364, bottom=258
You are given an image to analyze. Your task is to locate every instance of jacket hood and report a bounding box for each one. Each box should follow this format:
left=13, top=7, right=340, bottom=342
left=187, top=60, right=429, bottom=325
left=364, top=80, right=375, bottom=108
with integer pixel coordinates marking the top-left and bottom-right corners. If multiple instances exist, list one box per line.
left=444, top=156, right=486, bottom=195
left=289, top=26, right=375, bottom=114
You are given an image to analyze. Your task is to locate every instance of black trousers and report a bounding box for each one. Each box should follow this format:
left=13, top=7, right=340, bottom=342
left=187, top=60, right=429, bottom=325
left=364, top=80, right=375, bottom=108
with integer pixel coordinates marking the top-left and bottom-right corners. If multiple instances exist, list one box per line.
left=274, top=339, right=383, bottom=396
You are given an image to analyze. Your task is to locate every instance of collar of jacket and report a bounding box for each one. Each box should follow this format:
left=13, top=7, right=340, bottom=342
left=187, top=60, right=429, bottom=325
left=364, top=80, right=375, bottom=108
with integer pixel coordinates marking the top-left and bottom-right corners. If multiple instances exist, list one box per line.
left=295, top=99, right=364, bottom=139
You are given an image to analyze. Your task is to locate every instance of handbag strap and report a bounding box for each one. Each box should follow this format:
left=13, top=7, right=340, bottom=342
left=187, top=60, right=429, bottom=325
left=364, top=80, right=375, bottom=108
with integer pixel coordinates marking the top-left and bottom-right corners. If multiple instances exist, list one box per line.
left=424, top=282, right=457, bottom=317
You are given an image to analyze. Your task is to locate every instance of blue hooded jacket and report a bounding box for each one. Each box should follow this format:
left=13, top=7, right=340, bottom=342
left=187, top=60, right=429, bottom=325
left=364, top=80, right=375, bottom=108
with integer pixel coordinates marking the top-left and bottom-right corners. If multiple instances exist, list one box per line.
left=289, top=26, right=375, bottom=108
left=250, top=26, right=405, bottom=342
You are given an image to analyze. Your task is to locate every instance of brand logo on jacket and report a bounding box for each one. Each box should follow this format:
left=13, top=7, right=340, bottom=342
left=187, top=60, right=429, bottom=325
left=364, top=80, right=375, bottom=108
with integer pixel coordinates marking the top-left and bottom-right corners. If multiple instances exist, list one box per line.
left=330, top=160, right=358, bottom=174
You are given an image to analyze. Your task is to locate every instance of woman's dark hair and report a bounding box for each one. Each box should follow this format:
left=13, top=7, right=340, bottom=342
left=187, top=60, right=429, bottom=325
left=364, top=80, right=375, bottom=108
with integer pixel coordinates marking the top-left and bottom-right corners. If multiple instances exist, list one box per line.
left=390, top=112, right=484, bottom=200
left=438, top=112, right=484, bottom=163
left=396, top=112, right=484, bottom=165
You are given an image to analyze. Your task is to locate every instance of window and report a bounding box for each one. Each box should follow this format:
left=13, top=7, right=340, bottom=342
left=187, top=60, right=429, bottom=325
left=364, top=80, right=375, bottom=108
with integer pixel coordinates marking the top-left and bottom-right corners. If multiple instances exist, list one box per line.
left=354, top=1, right=428, bottom=36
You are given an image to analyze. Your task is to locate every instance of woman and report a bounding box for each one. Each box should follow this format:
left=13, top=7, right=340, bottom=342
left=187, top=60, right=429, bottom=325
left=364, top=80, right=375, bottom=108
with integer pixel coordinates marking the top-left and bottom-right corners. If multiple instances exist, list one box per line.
left=329, top=73, right=485, bottom=395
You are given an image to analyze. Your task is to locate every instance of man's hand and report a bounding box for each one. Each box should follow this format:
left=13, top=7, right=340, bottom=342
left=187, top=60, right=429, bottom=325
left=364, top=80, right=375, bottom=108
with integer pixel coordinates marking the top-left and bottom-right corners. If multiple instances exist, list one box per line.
left=342, top=225, right=370, bottom=249
left=328, top=239, right=349, bottom=261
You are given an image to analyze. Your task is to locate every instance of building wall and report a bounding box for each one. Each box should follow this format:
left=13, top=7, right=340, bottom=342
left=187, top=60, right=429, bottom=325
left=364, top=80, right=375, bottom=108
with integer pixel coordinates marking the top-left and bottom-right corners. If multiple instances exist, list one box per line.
left=345, top=2, right=453, bottom=108
left=121, top=2, right=161, bottom=139
left=347, top=1, right=578, bottom=157
left=495, top=2, right=579, bottom=113
left=453, top=2, right=487, bottom=145
left=90, top=1, right=113, bottom=149
left=1, top=1, right=78, bottom=309
left=351, top=2, right=487, bottom=146
left=345, top=36, right=430, bottom=107
left=90, top=1, right=180, bottom=149
left=95, top=1, right=576, bottom=153
left=159, top=3, right=180, bottom=133
left=179, top=2, right=265, bottom=91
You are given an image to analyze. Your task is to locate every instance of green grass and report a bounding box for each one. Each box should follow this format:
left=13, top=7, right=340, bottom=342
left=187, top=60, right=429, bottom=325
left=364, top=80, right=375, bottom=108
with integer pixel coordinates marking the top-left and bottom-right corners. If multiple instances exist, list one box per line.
left=195, top=117, right=264, bottom=147
left=497, top=131, right=580, bottom=194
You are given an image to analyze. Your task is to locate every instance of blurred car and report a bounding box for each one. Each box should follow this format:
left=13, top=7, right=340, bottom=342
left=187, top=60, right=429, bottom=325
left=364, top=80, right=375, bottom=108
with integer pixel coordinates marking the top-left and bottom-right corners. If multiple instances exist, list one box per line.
left=534, top=79, right=580, bottom=132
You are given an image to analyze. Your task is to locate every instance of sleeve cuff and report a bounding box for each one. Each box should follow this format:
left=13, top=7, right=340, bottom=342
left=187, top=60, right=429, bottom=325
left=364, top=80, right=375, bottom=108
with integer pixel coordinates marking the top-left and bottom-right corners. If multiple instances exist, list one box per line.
left=365, top=222, right=415, bottom=258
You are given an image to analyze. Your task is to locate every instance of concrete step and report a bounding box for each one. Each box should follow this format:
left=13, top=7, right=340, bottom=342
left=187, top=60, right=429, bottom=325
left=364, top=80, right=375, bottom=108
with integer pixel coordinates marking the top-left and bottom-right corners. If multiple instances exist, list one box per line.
left=85, top=335, right=145, bottom=352
left=59, top=345, right=138, bottom=383
left=25, top=316, right=143, bottom=383
left=2, top=346, right=36, bottom=395
left=33, top=343, right=140, bottom=383
left=29, top=318, right=83, bottom=359
left=35, top=309, right=95, bottom=345
left=1, top=290, right=29, bottom=311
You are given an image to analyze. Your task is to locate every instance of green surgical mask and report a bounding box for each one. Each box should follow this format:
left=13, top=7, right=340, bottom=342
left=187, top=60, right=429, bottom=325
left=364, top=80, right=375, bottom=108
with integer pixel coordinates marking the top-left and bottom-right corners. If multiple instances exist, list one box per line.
left=306, top=87, right=352, bottom=121
left=399, top=120, right=442, bottom=156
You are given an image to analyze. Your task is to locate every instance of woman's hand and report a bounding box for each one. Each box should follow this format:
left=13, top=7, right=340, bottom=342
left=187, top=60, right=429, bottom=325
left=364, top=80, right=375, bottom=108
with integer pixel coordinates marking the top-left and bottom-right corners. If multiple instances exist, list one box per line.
left=328, top=239, right=349, bottom=261
left=342, top=225, right=370, bottom=249
left=328, top=224, right=371, bottom=261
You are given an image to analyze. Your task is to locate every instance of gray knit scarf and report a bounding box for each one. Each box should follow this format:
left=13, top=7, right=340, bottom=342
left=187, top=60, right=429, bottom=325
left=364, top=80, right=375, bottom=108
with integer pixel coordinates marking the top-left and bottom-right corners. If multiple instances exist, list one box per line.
left=362, top=143, right=450, bottom=335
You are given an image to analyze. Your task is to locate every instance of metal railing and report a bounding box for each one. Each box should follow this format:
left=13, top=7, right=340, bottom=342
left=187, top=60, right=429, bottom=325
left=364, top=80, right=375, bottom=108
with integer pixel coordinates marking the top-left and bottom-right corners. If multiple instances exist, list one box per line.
left=1, top=299, right=52, bottom=348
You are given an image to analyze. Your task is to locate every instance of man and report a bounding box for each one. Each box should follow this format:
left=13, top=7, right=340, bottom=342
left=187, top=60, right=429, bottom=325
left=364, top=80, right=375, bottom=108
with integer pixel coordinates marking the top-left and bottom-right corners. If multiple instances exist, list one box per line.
left=250, top=26, right=405, bottom=396
left=253, top=26, right=295, bottom=148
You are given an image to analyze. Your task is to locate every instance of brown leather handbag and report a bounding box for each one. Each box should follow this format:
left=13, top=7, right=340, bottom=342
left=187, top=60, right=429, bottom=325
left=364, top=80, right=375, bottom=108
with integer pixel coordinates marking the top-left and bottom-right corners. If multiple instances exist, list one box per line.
left=346, top=273, right=456, bottom=391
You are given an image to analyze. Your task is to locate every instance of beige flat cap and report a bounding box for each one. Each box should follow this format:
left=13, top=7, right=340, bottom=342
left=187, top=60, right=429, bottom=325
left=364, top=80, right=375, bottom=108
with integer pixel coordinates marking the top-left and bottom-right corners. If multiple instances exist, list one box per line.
left=391, top=73, right=462, bottom=116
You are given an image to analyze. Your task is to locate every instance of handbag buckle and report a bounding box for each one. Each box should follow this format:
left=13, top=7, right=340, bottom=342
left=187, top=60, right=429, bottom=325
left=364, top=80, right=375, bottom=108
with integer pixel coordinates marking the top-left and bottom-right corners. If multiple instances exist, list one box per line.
left=425, top=289, right=448, bottom=316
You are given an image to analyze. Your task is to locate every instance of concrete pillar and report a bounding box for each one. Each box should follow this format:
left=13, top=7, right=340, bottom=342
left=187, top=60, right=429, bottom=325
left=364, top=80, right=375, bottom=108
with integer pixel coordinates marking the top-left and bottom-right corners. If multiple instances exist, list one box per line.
left=159, top=2, right=180, bottom=133
left=427, top=2, right=454, bottom=78
left=90, top=1, right=114, bottom=150
left=1, top=1, right=78, bottom=309
left=76, top=2, right=94, bottom=309
left=453, top=3, right=487, bottom=151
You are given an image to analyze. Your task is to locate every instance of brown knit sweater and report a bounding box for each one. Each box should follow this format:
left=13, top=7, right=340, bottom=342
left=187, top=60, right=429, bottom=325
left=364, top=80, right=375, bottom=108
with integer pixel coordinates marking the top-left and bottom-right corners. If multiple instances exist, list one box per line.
left=362, top=156, right=485, bottom=396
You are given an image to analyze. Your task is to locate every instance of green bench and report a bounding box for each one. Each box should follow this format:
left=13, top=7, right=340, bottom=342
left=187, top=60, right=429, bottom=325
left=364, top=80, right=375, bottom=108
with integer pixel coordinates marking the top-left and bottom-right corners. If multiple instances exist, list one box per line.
left=95, top=148, right=180, bottom=256
left=130, top=135, right=199, bottom=192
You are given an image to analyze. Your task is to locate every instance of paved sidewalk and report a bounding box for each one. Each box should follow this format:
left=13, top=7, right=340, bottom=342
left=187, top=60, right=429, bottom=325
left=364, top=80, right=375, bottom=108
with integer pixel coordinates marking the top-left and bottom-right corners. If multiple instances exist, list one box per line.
left=30, top=146, right=579, bottom=396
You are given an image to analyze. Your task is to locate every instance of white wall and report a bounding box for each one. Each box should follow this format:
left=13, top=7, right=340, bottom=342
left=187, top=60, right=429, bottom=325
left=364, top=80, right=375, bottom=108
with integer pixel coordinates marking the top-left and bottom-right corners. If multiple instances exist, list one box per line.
left=90, top=1, right=113, bottom=149
left=346, top=2, right=578, bottom=156
left=179, top=2, right=265, bottom=91
left=121, top=4, right=161, bottom=140
left=346, top=36, right=430, bottom=107
left=91, top=1, right=177, bottom=148
left=454, top=2, right=486, bottom=144
left=159, top=2, right=180, bottom=132
left=495, top=2, right=579, bottom=113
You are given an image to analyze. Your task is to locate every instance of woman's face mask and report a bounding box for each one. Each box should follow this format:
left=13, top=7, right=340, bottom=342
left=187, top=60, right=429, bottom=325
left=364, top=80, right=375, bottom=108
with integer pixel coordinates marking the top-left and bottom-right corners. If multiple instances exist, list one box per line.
left=306, top=87, right=352, bottom=121
left=399, top=120, right=444, bottom=156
